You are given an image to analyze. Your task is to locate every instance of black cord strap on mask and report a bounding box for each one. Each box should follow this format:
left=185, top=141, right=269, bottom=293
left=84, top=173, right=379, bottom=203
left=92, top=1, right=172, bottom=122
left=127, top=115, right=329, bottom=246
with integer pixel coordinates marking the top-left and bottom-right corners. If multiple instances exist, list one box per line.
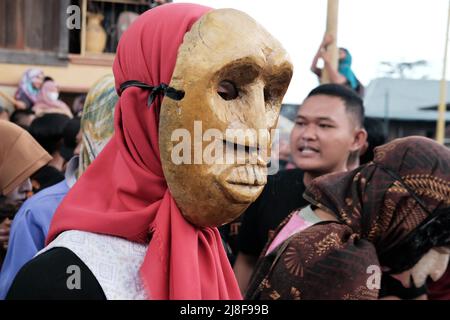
left=118, top=80, right=185, bottom=107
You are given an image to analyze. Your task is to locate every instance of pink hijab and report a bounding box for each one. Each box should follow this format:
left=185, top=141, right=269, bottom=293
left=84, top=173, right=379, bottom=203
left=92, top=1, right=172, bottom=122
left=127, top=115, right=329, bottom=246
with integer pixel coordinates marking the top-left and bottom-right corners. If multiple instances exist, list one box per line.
left=32, top=81, right=72, bottom=117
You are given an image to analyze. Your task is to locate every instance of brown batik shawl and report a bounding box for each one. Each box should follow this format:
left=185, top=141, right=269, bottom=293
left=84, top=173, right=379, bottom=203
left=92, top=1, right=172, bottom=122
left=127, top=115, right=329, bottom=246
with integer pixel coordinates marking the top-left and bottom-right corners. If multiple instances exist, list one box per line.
left=246, top=136, right=450, bottom=300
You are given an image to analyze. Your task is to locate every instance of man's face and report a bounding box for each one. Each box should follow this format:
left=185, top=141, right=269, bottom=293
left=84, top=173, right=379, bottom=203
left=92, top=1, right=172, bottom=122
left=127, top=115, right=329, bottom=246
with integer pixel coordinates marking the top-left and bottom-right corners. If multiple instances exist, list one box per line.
left=159, top=9, right=292, bottom=227
left=290, top=94, right=359, bottom=175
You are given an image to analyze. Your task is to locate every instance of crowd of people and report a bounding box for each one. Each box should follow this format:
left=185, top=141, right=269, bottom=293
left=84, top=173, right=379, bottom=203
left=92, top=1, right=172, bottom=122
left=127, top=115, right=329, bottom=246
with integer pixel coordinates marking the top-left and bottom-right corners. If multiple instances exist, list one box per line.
left=0, top=3, right=449, bottom=300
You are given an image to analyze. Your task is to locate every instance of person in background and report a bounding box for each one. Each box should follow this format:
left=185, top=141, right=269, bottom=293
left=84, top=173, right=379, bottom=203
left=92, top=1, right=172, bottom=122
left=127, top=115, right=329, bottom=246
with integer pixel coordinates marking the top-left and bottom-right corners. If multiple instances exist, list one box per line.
left=59, top=117, right=81, bottom=166
left=71, top=94, right=86, bottom=118
left=14, top=69, right=45, bottom=110
left=0, top=74, right=118, bottom=299
left=311, top=34, right=364, bottom=96
left=0, top=122, right=51, bottom=268
left=77, top=75, right=117, bottom=174
left=9, top=110, right=36, bottom=130
left=28, top=114, right=71, bottom=192
left=359, top=117, right=388, bottom=165
left=32, top=80, right=73, bottom=118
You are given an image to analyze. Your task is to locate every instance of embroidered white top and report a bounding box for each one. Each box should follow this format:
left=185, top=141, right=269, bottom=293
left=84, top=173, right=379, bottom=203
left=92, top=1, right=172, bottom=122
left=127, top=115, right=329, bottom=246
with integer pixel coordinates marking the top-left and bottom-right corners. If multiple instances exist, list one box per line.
left=38, top=230, right=148, bottom=300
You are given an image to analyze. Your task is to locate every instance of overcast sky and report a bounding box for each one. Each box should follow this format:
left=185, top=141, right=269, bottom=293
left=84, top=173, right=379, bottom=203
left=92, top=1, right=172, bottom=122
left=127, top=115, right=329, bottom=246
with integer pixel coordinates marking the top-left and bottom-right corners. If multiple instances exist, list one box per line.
left=175, top=0, right=450, bottom=104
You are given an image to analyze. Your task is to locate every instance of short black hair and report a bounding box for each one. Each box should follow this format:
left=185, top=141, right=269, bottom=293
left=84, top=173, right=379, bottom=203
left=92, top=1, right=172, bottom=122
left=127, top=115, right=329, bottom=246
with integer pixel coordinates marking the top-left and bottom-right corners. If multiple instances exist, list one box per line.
left=28, top=113, right=71, bottom=155
left=60, top=117, right=81, bottom=161
left=306, top=83, right=365, bottom=128
left=360, top=118, right=387, bottom=164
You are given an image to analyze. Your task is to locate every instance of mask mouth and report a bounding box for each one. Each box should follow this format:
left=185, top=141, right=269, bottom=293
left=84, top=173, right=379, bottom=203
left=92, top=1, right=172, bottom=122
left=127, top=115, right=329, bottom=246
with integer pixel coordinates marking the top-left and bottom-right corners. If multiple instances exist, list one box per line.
left=225, top=165, right=267, bottom=186
left=222, top=139, right=269, bottom=165
left=218, top=145, right=268, bottom=203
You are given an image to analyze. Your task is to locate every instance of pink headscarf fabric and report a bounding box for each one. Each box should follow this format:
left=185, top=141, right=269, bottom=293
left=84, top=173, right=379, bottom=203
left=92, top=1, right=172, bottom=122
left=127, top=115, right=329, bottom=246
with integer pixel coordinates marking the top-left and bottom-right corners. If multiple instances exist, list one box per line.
left=47, top=3, right=242, bottom=300
left=32, top=81, right=72, bottom=117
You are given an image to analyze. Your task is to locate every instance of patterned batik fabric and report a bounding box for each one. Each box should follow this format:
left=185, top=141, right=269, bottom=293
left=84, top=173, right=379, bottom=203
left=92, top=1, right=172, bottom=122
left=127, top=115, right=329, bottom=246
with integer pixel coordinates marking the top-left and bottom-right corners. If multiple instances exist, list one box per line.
left=246, top=136, right=450, bottom=300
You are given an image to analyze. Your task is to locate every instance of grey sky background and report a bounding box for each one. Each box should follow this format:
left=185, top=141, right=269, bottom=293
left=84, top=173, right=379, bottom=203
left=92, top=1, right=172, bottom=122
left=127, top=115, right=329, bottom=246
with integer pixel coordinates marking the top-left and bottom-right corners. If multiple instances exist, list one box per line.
left=175, top=0, right=449, bottom=104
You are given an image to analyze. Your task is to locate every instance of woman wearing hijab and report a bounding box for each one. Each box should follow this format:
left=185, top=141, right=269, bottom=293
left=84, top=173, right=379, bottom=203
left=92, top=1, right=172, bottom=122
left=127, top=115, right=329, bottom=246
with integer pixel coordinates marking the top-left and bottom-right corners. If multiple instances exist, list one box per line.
left=0, top=121, right=51, bottom=267
left=32, top=80, right=73, bottom=118
left=0, top=75, right=117, bottom=299
left=78, top=74, right=117, bottom=175
left=246, top=136, right=450, bottom=300
left=14, top=69, right=45, bottom=110
left=7, top=4, right=239, bottom=301
left=6, top=3, right=293, bottom=300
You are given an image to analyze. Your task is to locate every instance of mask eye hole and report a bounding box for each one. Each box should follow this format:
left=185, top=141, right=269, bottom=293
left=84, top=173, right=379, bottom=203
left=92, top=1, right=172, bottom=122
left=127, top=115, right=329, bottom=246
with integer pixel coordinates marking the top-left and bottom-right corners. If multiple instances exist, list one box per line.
left=264, top=87, right=271, bottom=103
left=217, top=80, right=238, bottom=101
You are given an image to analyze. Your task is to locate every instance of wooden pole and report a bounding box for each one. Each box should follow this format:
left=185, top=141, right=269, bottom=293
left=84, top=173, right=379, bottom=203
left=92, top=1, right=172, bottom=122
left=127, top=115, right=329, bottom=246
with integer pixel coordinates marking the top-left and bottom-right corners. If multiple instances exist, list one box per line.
left=436, top=0, right=450, bottom=144
left=321, top=0, right=339, bottom=84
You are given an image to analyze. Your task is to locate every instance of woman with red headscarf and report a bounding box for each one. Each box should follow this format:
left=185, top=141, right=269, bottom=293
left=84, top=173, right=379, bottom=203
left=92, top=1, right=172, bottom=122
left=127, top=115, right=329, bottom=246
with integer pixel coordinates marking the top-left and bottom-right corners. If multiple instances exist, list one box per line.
left=5, top=2, right=293, bottom=300
left=32, top=80, right=73, bottom=118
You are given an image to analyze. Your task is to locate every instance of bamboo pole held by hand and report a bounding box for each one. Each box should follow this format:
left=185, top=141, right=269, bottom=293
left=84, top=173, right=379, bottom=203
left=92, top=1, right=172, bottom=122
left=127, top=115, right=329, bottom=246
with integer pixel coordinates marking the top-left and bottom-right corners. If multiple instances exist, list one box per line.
left=321, top=0, right=339, bottom=84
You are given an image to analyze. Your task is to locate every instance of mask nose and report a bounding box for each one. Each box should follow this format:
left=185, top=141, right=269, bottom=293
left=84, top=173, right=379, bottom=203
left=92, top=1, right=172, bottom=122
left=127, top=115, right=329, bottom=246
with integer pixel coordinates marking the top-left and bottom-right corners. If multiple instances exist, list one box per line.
left=236, top=81, right=271, bottom=149
left=238, top=81, right=267, bottom=128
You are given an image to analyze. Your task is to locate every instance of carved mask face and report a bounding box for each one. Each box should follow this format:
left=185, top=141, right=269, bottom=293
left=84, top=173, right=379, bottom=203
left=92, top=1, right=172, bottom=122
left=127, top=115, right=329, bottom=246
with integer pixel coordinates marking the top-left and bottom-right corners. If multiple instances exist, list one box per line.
left=159, top=9, right=293, bottom=227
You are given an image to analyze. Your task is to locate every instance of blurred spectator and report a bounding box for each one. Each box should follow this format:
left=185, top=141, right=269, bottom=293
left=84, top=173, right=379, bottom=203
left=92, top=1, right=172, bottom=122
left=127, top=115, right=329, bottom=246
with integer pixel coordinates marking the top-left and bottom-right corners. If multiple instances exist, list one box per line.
left=14, top=69, right=44, bottom=110
left=117, top=12, right=139, bottom=40
left=78, top=75, right=118, bottom=173
left=149, top=0, right=171, bottom=8
left=359, top=117, right=387, bottom=165
left=71, top=94, right=86, bottom=117
left=0, top=121, right=51, bottom=267
left=9, top=109, right=36, bottom=130
left=0, top=106, right=9, bottom=121
left=311, top=34, right=364, bottom=96
left=274, top=115, right=296, bottom=171
left=32, top=80, right=73, bottom=118
left=28, top=113, right=71, bottom=169
left=221, top=115, right=296, bottom=266
left=28, top=114, right=71, bottom=192
left=60, top=117, right=81, bottom=164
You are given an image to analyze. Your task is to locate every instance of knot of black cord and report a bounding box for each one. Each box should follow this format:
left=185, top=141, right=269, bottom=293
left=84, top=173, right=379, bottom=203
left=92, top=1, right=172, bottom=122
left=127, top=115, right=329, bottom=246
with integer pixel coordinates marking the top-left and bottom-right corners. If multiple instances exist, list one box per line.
left=118, top=80, right=185, bottom=108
